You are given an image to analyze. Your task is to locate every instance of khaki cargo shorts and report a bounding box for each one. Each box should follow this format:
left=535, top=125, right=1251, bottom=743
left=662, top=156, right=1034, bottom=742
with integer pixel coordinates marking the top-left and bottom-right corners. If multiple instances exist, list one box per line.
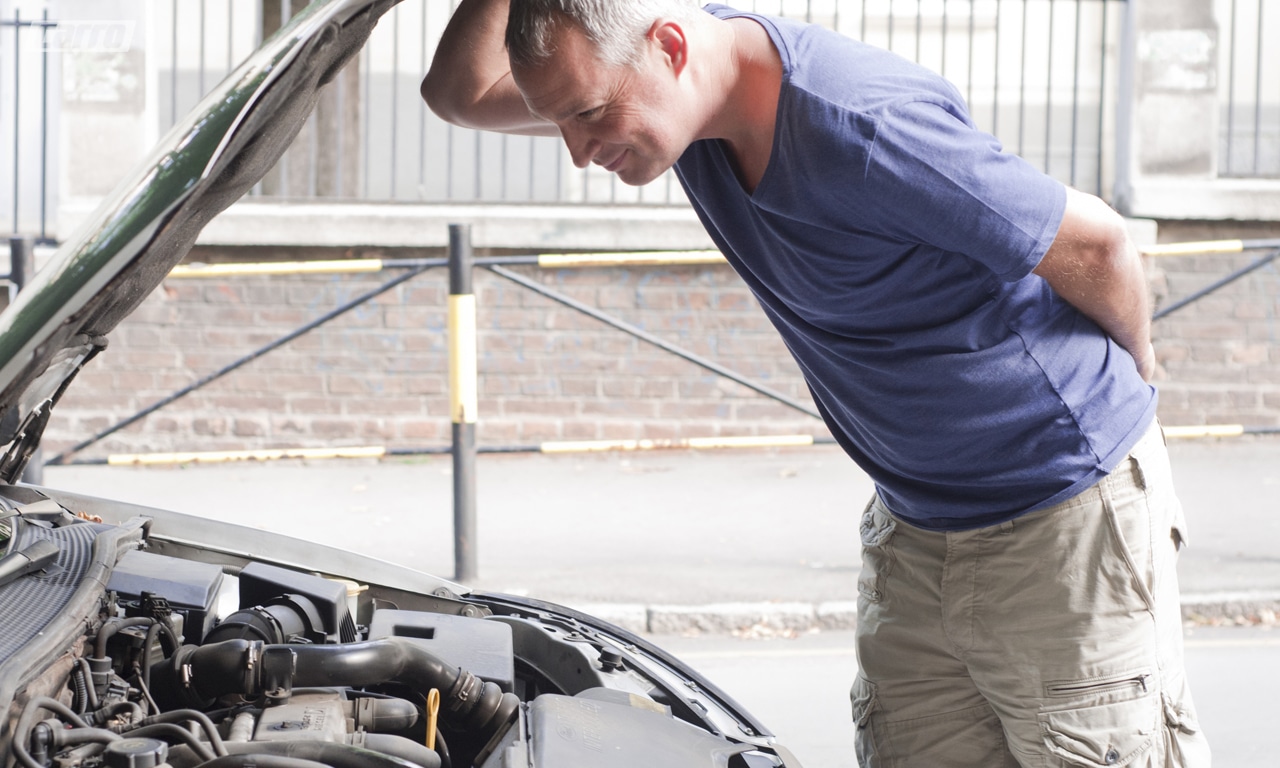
left=851, top=422, right=1210, bottom=767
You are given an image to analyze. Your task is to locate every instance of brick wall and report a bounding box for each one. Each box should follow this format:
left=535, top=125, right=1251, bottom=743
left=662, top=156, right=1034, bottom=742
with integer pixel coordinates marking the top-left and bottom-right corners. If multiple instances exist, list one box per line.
left=44, top=246, right=823, bottom=460
left=1147, top=222, right=1280, bottom=430
left=41, top=227, right=1280, bottom=461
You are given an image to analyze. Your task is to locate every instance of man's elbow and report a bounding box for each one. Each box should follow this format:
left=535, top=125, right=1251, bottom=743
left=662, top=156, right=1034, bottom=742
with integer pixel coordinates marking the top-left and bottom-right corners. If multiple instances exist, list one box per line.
left=1043, top=190, right=1136, bottom=278
left=420, top=71, right=466, bottom=126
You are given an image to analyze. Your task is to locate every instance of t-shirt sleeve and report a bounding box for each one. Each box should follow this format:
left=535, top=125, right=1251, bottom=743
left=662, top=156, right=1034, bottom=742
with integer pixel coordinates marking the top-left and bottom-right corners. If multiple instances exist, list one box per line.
left=859, top=99, right=1067, bottom=281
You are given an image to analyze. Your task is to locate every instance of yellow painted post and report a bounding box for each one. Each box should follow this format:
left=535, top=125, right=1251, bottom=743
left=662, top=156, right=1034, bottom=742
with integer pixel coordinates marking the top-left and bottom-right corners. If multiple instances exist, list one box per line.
left=448, top=224, right=479, bottom=582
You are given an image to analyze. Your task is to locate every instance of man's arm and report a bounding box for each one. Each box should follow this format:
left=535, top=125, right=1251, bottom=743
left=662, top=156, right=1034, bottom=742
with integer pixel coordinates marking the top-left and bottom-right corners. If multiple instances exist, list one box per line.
left=1033, top=187, right=1156, bottom=381
left=420, top=0, right=557, bottom=136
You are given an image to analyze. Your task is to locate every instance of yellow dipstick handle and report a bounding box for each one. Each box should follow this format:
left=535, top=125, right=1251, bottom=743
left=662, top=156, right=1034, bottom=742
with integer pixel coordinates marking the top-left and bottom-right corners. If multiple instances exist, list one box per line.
left=426, top=688, right=441, bottom=751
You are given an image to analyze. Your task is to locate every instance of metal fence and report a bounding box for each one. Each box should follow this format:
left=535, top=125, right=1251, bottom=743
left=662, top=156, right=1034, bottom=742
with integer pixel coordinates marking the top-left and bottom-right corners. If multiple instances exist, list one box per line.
left=153, top=0, right=1132, bottom=205
left=1, top=9, right=56, bottom=243
left=1218, top=0, right=1280, bottom=178
left=5, top=0, right=1280, bottom=237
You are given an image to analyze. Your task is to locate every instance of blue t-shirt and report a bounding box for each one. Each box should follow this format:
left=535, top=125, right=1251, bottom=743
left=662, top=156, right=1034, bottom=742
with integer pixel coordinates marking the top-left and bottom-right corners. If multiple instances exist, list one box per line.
left=675, top=6, right=1157, bottom=530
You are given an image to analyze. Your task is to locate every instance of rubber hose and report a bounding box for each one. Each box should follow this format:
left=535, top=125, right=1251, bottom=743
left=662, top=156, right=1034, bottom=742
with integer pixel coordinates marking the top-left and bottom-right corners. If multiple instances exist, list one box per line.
left=290, top=638, right=518, bottom=736
left=155, top=638, right=517, bottom=740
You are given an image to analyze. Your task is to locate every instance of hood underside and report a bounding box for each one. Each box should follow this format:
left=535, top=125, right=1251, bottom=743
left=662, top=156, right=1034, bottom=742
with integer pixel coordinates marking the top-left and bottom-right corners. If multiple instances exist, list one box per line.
left=0, top=0, right=400, bottom=483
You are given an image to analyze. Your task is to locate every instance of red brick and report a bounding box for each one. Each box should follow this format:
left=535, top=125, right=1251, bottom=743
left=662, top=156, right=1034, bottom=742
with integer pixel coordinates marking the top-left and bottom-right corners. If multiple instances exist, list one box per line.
left=400, top=419, right=444, bottom=441
left=192, top=418, right=228, bottom=436
left=312, top=419, right=358, bottom=438
left=476, top=421, right=518, bottom=443
left=233, top=419, right=266, bottom=437
left=1230, top=344, right=1271, bottom=366
left=270, top=373, right=326, bottom=393
left=519, top=420, right=561, bottom=441
left=501, top=400, right=575, bottom=416
left=284, top=396, right=343, bottom=415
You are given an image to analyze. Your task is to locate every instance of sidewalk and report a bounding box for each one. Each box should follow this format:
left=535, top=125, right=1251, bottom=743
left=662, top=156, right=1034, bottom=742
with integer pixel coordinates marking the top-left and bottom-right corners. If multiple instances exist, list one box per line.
left=43, top=437, right=1280, bottom=634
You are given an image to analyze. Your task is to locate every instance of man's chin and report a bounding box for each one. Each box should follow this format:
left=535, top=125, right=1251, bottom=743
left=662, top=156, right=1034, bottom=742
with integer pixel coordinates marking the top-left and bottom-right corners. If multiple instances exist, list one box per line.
left=615, top=164, right=670, bottom=187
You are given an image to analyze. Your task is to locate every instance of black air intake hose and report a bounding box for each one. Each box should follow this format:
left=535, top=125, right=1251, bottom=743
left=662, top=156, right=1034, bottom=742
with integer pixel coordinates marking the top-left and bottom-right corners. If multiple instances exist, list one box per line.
left=151, top=637, right=518, bottom=740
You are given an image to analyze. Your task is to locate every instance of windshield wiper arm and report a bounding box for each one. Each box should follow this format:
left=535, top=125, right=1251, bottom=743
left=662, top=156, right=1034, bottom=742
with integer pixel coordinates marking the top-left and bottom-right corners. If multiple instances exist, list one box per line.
left=0, top=538, right=60, bottom=589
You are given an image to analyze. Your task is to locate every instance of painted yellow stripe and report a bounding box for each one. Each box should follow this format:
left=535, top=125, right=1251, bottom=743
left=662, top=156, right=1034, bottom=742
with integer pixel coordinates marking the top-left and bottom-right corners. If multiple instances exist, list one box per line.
left=169, top=259, right=384, bottom=278
left=540, top=434, right=817, bottom=454
left=537, top=250, right=726, bottom=268
left=448, top=294, right=478, bottom=424
left=106, top=445, right=387, bottom=465
left=1163, top=424, right=1246, bottom=439
left=1139, top=240, right=1245, bottom=257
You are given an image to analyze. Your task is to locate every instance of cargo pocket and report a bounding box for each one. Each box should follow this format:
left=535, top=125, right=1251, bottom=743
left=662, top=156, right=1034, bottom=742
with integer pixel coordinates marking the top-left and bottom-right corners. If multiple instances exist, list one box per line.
left=1039, top=670, right=1160, bottom=767
left=850, top=674, right=881, bottom=766
left=1158, top=687, right=1208, bottom=767
left=857, top=497, right=897, bottom=604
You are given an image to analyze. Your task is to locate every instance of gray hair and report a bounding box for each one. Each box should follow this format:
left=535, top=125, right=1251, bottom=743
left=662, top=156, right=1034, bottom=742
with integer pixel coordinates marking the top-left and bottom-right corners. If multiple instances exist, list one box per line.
left=506, top=0, right=703, bottom=70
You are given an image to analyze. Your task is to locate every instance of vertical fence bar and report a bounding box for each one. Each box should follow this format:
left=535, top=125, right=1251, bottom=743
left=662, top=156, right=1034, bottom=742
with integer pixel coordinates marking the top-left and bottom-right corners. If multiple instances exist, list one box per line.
left=941, top=0, right=949, bottom=76
left=448, top=223, right=479, bottom=583
left=198, top=0, right=206, bottom=95
left=11, top=9, right=21, bottom=235
left=1044, top=0, right=1055, bottom=174
left=39, top=10, right=49, bottom=242
left=1069, top=0, right=1082, bottom=188
left=419, top=3, right=428, bottom=200
left=1097, top=0, right=1109, bottom=198
left=170, top=0, right=179, bottom=127
left=9, top=236, right=42, bottom=484
left=993, top=0, right=1002, bottom=137
left=390, top=9, right=399, bottom=197
left=1113, top=0, right=1134, bottom=208
left=1253, top=0, right=1263, bottom=176
left=966, top=0, right=975, bottom=111
left=1225, top=0, right=1237, bottom=175
left=1018, top=0, right=1028, bottom=156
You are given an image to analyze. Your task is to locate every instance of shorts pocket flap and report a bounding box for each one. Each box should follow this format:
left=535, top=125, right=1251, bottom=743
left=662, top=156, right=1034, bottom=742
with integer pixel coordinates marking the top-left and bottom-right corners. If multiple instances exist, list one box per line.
left=1040, top=694, right=1160, bottom=767
left=859, top=502, right=896, bottom=547
left=850, top=675, right=878, bottom=728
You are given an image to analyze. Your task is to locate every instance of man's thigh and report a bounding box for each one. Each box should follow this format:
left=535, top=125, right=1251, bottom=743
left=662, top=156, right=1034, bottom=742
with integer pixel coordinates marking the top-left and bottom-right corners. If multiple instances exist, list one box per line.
left=852, top=494, right=1020, bottom=766
left=966, top=427, right=1208, bottom=767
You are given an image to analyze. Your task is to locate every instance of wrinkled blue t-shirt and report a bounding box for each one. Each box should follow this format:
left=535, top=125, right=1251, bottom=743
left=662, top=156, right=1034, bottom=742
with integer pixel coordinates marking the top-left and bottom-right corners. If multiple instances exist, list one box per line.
left=675, top=6, right=1157, bottom=530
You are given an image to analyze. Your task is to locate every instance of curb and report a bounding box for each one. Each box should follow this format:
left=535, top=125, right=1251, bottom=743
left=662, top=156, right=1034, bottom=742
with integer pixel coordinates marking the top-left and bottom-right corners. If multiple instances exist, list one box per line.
left=570, top=592, right=1280, bottom=636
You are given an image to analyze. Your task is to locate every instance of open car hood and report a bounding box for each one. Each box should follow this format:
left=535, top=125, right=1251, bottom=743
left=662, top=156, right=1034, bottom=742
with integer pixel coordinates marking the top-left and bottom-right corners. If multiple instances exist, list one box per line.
left=0, top=0, right=401, bottom=483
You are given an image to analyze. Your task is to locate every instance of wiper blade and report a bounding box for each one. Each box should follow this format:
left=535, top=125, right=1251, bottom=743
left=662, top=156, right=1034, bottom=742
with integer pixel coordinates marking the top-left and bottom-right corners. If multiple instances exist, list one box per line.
left=0, top=538, right=60, bottom=588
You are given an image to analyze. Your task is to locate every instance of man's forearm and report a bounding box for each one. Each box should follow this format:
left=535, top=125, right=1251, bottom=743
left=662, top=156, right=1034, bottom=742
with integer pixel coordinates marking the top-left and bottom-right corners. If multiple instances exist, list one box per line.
left=421, top=0, right=556, bottom=135
left=1034, top=189, right=1155, bottom=381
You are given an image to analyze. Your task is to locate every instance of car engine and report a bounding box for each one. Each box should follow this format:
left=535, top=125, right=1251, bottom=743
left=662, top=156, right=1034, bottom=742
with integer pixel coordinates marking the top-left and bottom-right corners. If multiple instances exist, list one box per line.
left=0, top=491, right=793, bottom=768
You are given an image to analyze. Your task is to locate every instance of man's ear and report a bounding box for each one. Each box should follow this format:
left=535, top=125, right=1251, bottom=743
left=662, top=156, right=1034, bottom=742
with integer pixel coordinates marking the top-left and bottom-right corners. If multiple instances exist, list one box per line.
left=650, top=20, right=688, bottom=75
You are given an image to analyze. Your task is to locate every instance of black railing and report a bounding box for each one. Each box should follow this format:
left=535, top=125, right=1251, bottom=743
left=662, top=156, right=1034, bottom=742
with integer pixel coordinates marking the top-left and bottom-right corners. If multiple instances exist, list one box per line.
left=1221, top=0, right=1280, bottom=178
left=2, top=10, right=56, bottom=244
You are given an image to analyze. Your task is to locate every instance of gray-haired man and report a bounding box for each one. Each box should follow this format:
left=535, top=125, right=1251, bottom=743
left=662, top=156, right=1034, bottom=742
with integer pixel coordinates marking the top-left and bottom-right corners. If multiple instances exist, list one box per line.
left=423, top=2, right=1209, bottom=764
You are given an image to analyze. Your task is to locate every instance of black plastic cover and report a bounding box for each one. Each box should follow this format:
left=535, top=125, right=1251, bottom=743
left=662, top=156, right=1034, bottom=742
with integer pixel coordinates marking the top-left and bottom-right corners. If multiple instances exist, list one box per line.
left=237, top=561, right=355, bottom=643
left=489, top=689, right=755, bottom=767
left=106, top=550, right=224, bottom=643
left=367, top=609, right=515, bottom=694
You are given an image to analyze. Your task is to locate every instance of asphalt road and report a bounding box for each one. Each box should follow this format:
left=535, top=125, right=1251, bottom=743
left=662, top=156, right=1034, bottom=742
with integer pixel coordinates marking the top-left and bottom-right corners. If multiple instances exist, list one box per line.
left=43, top=437, right=1280, bottom=607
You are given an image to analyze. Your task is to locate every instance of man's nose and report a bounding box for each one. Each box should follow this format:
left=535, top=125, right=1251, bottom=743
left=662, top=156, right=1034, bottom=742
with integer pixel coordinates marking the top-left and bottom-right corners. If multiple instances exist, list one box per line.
left=559, top=125, right=594, bottom=169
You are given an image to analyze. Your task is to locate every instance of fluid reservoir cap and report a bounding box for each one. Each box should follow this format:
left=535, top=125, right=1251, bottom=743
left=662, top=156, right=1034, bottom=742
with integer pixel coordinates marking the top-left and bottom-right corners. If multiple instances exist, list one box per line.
left=598, top=646, right=624, bottom=672
left=103, top=737, right=170, bottom=768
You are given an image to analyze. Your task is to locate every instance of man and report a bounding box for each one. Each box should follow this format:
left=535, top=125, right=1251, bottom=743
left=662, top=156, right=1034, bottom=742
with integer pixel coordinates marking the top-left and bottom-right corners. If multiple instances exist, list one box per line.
left=422, top=2, right=1210, bottom=765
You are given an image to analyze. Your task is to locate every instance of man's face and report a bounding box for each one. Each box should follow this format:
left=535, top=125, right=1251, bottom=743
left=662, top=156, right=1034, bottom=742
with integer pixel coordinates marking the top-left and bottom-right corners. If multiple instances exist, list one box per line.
left=511, top=22, right=690, bottom=187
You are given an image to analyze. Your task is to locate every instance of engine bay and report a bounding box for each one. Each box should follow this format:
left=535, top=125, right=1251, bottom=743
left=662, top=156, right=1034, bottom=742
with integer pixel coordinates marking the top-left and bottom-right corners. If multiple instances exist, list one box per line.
left=0, top=490, right=793, bottom=768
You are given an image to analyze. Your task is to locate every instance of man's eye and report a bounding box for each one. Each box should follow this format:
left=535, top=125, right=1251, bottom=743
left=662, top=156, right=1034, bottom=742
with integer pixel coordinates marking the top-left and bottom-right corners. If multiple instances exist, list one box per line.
left=577, top=107, right=601, bottom=120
